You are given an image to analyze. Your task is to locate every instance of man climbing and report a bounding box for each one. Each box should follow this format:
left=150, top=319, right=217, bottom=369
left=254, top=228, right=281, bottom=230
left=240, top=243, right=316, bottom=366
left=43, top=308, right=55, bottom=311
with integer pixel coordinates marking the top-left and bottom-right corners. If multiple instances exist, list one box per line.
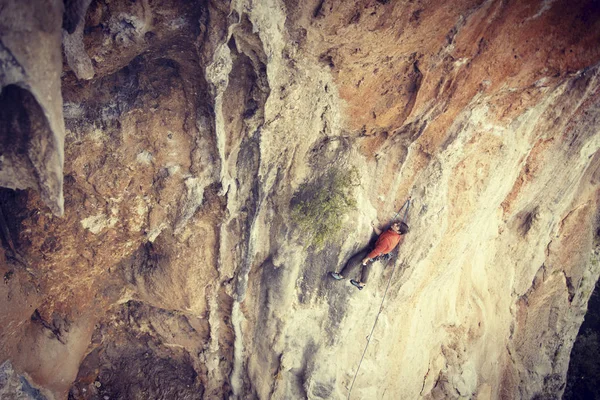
left=330, top=221, right=409, bottom=290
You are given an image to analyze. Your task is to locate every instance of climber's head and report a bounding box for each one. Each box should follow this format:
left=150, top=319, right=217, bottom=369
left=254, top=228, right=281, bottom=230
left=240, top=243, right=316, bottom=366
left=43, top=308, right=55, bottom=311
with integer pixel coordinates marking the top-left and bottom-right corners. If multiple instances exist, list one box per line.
left=391, top=221, right=409, bottom=235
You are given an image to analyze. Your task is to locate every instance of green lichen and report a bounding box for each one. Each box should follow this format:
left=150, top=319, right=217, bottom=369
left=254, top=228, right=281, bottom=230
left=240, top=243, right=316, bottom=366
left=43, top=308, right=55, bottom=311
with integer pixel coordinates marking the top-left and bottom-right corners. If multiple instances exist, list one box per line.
left=291, top=166, right=360, bottom=251
left=591, top=253, right=599, bottom=268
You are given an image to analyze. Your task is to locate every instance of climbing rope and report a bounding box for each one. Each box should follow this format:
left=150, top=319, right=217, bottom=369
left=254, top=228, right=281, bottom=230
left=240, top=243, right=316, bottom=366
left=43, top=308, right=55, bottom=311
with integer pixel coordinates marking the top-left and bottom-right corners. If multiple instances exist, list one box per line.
left=392, top=196, right=411, bottom=224
left=347, top=198, right=411, bottom=399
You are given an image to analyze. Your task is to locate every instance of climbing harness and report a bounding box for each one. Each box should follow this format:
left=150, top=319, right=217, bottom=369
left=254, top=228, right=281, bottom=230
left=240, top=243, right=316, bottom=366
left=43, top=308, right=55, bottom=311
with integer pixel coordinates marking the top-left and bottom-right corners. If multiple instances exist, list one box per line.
left=347, top=197, right=411, bottom=400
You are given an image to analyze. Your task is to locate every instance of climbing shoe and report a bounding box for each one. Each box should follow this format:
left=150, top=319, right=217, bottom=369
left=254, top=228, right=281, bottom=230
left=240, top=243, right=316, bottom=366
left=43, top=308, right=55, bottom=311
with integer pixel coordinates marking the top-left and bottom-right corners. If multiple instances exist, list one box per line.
left=330, top=272, right=343, bottom=280
left=350, top=280, right=364, bottom=290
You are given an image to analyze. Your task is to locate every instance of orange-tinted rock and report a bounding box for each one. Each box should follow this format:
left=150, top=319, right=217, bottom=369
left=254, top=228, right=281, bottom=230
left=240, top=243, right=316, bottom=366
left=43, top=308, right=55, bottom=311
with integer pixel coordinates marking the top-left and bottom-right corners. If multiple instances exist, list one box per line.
left=0, top=0, right=600, bottom=399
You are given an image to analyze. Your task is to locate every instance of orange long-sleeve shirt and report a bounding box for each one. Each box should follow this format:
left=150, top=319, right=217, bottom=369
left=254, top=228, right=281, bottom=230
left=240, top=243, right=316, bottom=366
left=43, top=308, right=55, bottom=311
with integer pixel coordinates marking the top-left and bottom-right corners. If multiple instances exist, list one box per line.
left=367, top=229, right=403, bottom=259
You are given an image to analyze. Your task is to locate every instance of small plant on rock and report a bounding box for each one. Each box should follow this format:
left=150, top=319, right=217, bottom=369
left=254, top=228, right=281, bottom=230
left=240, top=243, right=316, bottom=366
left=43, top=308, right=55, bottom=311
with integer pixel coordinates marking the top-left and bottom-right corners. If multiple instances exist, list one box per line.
left=291, top=166, right=360, bottom=251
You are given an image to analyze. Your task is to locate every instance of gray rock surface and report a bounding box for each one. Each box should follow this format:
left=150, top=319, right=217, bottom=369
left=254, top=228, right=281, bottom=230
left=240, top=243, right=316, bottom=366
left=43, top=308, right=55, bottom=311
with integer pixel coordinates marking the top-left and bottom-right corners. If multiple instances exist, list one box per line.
left=0, top=0, right=65, bottom=215
left=62, top=0, right=95, bottom=80
left=0, top=1, right=599, bottom=399
left=0, top=360, right=48, bottom=400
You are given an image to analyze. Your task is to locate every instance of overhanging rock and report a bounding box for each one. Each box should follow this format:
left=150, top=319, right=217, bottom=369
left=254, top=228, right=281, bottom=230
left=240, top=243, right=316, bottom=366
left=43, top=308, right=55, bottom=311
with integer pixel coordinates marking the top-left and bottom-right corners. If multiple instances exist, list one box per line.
left=0, top=0, right=65, bottom=216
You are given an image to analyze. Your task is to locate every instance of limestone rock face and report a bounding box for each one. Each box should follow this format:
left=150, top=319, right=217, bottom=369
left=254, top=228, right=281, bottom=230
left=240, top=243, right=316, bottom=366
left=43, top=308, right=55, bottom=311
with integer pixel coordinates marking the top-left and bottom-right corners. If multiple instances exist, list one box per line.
left=0, top=0, right=66, bottom=216
left=0, top=0, right=599, bottom=399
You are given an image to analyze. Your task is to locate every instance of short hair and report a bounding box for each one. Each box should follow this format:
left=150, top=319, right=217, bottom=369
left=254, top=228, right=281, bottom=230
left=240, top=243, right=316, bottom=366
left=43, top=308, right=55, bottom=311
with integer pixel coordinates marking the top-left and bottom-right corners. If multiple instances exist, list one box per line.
left=397, top=221, right=409, bottom=234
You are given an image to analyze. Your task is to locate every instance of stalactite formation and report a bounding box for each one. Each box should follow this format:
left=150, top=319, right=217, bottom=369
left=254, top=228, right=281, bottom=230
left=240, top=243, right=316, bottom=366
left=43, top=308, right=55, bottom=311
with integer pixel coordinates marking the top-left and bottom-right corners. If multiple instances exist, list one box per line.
left=0, top=1, right=599, bottom=399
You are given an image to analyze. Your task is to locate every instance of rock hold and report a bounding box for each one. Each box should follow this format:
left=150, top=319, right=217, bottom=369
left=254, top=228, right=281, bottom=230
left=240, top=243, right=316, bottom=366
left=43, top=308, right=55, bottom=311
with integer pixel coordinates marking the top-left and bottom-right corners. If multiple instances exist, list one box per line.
left=0, top=1, right=599, bottom=399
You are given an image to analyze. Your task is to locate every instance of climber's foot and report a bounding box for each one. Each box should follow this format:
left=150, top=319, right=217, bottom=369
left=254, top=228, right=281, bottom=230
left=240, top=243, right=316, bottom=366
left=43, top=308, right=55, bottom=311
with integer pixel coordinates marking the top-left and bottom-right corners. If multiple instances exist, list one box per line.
left=330, top=272, right=344, bottom=280
left=350, top=280, right=364, bottom=290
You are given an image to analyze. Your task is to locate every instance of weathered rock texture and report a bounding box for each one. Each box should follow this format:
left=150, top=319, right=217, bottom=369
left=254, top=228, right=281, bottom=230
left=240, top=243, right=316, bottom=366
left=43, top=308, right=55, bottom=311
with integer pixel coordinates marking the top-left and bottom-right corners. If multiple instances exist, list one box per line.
left=0, top=0, right=66, bottom=216
left=0, top=360, right=45, bottom=400
left=0, top=0, right=599, bottom=399
left=62, top=0, right=95, bottom=80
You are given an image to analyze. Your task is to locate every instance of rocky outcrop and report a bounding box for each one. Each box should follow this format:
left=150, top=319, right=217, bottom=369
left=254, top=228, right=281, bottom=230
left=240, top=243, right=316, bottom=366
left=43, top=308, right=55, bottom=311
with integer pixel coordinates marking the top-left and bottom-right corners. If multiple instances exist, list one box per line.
left=62, top=0, right=95, bottom=80
left=0, top=0, right=599, bottom=399
left=0, top=360, right=47, bottom=400
left=0, top=0, right=66, bottom=216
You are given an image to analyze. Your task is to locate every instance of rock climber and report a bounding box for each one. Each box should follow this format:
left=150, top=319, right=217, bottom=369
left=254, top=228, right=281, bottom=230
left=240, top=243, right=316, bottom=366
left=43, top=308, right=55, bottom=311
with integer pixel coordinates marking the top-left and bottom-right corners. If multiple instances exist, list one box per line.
left=330, top=221, right=409, bottom=290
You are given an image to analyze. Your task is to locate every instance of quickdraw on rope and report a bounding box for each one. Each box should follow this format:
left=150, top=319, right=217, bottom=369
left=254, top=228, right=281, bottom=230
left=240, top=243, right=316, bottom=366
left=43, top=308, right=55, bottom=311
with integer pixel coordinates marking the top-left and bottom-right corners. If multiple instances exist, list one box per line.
left=347, top=197, right=411, bottom=400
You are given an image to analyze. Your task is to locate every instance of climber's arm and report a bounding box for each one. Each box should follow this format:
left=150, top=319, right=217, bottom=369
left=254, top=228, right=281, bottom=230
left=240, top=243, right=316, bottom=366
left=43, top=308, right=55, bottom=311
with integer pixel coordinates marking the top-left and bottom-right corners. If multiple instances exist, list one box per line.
left=371, top=221, right=382, bottom=236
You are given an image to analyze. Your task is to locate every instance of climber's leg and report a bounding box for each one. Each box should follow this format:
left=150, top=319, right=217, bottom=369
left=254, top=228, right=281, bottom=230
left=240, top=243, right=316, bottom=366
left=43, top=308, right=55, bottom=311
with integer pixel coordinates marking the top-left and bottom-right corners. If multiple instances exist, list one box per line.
left=359, top=259, right=373, bottom=284
left=333, top=249, right=369, bottom=280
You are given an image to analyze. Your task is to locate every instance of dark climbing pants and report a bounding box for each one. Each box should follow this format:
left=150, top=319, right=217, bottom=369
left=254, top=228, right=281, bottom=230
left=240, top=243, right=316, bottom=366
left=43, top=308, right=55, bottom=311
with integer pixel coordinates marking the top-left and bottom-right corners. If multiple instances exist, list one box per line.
left=339, top=249, right=375, bottom=283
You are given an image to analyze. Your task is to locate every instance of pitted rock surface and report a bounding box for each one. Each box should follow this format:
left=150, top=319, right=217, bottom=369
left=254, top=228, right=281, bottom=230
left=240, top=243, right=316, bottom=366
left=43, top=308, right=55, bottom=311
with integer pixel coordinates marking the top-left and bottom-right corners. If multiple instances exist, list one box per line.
left=0, top=1, right=599, bottom=399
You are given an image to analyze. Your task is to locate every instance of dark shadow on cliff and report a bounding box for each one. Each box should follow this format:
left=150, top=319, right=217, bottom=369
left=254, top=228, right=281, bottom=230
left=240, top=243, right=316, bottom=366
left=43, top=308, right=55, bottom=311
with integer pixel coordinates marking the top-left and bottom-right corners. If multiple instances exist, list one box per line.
left=0, top=84, right=63, bottom=215
left=69, top=301, right=207, bottom=400
left=564, top=273, right=600, bottom=400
